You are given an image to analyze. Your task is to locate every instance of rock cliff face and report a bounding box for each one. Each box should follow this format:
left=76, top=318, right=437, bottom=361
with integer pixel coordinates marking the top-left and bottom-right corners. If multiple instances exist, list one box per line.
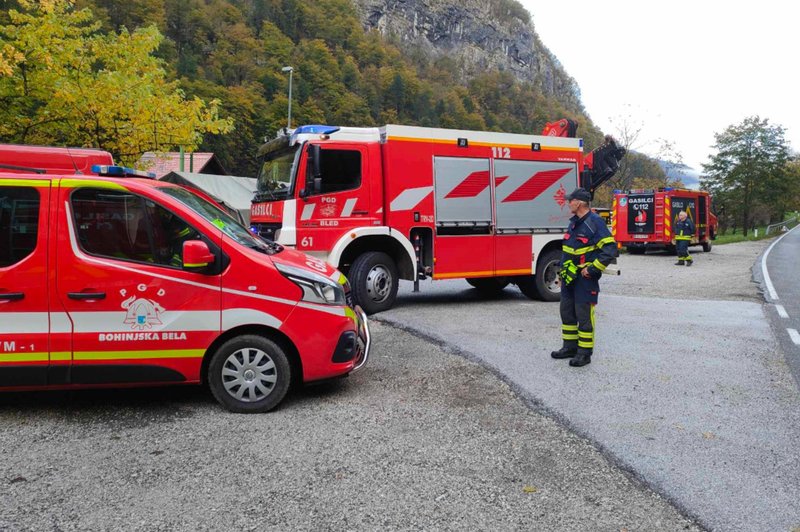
left=351, top=0, right=584, bottom=114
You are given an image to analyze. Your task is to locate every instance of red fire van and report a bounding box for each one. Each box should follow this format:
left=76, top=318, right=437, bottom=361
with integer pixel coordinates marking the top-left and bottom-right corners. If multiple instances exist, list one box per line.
left=0, top=167, right=369, bottom=412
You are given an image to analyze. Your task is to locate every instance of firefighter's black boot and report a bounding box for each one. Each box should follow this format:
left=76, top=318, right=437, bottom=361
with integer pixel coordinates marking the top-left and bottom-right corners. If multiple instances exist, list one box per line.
left=686, top=259, right=693, bottom=267
left=674, top=260, right=685, bottom=266
left=551, top=346, right=577, bottom=359
left=569, top=349, right=592, bottom=367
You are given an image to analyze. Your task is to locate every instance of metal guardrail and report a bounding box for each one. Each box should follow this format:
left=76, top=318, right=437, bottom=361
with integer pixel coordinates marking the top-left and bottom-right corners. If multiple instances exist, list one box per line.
left=765, top=216, right=799, bottom=235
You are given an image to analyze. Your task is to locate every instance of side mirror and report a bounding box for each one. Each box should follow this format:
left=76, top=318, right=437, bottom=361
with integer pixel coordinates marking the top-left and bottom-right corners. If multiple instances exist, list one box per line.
left=182, top=240, right=215, bottom=270
left=301, top=144, right=322, bottom=198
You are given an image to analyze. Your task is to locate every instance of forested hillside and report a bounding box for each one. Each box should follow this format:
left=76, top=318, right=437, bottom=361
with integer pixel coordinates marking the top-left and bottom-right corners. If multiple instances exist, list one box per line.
left=88, top=0, right=608, bottom=175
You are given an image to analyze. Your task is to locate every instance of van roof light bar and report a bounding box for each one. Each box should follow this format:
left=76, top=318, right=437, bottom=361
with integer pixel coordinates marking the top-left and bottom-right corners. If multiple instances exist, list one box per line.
left=91, top=165, right=156, bottom=179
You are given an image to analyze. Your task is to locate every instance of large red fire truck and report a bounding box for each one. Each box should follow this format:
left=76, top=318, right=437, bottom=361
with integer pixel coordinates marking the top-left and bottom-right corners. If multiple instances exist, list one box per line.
left=611, top=188, right=717, bottom=254
left=250, top=121, right=624, bottom=313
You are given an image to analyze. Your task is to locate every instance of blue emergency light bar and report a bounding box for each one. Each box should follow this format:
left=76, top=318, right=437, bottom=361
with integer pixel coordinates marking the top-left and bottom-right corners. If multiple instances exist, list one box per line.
left=91, top=165, right=156, bottom=179
left=292, top=125, right=341, bottom=135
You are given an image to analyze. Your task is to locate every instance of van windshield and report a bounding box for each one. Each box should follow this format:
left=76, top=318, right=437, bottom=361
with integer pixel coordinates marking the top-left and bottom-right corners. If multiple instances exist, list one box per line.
left=161, top=186, right=282, bottom=255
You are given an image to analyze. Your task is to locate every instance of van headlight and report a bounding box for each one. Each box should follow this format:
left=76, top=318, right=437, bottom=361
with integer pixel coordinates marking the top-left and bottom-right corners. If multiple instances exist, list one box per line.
left=274, top=262, right=346, bottom=306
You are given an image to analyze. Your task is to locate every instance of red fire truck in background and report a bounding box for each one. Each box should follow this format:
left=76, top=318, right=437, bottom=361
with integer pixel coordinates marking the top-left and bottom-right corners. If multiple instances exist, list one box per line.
left=612, top=188, right=717, bottom=254
left=250, top=121, right=624, bottom=313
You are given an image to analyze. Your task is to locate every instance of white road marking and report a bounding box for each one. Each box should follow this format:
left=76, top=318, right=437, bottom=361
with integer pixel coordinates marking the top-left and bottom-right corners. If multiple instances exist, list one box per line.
left=776, top=305, right=789, bottom=319
left=788, top=328, right=800, bottom=346
left=760, top=223, right=800, bottom=301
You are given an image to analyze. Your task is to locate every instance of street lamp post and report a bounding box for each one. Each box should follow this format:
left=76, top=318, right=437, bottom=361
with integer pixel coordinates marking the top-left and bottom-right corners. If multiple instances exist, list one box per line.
left=281, top=66, right=294, bottom=130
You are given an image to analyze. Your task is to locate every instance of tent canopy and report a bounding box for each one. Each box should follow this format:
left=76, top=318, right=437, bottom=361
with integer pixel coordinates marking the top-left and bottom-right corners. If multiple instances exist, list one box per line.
left=160, top=171, right=257, bottom=225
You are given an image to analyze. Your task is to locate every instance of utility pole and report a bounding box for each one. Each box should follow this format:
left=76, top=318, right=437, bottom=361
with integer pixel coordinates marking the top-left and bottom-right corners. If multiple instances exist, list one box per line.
left=281, top=66, right=294, bottom=130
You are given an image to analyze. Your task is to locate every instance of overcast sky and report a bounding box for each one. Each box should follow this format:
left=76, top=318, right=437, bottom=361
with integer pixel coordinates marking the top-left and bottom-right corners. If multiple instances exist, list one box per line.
left=520, top=0, right=798, bottom=170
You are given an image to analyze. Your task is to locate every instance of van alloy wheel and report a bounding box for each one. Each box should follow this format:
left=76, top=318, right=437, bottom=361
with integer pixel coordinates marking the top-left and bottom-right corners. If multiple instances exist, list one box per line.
left=221, top=347, right=277, bottom=402
left=208, top=335, right=291, bottom=413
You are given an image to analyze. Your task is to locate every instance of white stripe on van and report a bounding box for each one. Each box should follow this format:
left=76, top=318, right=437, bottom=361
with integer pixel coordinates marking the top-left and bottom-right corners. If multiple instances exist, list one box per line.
left=0, top=312, right=49, bottom=334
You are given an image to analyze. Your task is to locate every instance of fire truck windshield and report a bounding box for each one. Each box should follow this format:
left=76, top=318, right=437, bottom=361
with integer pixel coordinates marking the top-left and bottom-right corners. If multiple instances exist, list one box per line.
left=162, top=186, right=282, bottom=255
left=255, top=144, right=300, bottom=201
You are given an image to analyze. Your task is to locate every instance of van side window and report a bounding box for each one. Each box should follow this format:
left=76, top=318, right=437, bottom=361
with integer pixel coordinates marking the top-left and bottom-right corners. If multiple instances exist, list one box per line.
left=0, top=186, right=40, bottom=267
left=318, top=149, right=361, bottom=193
left=71, top=189, right=199, bottom=268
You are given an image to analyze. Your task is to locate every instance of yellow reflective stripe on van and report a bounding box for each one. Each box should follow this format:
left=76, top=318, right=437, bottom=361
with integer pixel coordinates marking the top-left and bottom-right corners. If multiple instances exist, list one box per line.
left=0, top=352, right=49, bottom=363
left=74, top=349, right=205, bottom=361
left=60, top=179, right=126, bottom=190
left=51, top=352, right=71, bottom=361
left=0, top=178, right=51, bottom=187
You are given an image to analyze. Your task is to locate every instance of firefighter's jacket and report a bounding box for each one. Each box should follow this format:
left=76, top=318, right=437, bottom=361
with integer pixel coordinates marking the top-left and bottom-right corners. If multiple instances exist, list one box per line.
left=674, top=218, right=695, bottom=241
left=561, top=211, right=618, bottom=304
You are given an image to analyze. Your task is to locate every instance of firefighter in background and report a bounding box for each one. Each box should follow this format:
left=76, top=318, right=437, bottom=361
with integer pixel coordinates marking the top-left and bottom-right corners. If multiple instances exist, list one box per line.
left=551, top=188, right=619, bottom=367
left=674, top=210, right=695, bottom=266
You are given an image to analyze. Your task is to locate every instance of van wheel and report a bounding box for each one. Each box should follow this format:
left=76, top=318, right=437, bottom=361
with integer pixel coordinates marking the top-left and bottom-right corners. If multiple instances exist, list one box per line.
left=702, top=241, right=712, bottom=252
left=518, top=249, right=561, bottom=302
left=208, top=335, right=291, bottom=413
left=466, top=277, right=510, bottom=293
left=350, top=251, right=398, bottom=314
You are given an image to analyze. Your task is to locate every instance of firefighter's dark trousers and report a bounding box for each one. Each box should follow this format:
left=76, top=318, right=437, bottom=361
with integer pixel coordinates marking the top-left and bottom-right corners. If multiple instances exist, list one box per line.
left=560, top=288, right=596, bottom=354
left=676, top=238, right=692, bottom=261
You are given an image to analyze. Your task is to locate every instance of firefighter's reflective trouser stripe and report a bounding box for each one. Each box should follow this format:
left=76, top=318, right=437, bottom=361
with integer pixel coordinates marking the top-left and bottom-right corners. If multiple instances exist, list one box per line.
left=676, top=238, right=692, bottom=261
left=560, top=295, right=595, bottom=352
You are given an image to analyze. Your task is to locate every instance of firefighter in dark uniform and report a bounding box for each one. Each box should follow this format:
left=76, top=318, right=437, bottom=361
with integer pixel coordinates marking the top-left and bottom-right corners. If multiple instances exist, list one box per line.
left=674, top=210, right=695, bottom=266
left=551, top=188, right=618, bottom=367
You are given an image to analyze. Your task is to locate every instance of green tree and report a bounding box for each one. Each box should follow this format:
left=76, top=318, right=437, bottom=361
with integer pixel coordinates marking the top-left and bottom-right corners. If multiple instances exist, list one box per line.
left=0, top=0, right=234, bottom=164
left=702, top=116, right=791, bottom=235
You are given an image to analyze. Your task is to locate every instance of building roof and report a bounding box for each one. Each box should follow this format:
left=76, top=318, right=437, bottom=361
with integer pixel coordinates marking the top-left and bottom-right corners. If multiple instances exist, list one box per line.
left=138, top=152, right=228, bottom=178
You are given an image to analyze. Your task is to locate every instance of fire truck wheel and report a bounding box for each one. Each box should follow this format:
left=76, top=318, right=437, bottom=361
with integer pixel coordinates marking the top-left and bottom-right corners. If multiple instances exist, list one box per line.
left=466, top=277, right=510, bottom=293
left=702, top=241, right=712, bottom=252
left=518, top=249, right=560, bottom=302
left=208, top=335, right=291, bottom=413
left=350, top=251, right=399, bottom=314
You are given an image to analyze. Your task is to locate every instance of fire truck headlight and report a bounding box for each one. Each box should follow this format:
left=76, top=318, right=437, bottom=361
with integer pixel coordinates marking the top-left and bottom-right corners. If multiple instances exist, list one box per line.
left=274, top=262, right=346, bottom=306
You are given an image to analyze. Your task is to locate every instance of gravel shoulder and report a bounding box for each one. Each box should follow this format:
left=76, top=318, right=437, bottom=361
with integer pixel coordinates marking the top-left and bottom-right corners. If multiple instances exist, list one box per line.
left=603, top=240, right=770, bottom=301
left=1, top=322, right=697, bottom=531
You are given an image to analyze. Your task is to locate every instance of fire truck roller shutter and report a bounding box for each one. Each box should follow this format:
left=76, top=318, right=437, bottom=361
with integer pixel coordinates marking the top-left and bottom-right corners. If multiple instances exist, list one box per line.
left=433, top=157, right=492, bottom=231
left=493, top=160, right=577, bottom=232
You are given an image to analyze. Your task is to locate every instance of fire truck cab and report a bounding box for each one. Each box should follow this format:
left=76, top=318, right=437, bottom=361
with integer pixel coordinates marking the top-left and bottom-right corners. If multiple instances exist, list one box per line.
left=251, top=124, right=623, bottom=313
left=0, top=168, right=369, bottom=412
left=612, top=188, right=717, bottom=254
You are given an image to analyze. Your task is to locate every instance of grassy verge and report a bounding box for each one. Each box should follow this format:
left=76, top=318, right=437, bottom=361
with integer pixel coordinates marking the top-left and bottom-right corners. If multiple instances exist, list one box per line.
left=714, top=214, right=799, bottom=245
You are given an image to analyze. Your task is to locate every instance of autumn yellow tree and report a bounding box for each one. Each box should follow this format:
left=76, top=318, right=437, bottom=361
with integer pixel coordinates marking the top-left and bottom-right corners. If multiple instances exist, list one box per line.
left=0, top=0, right=233, bottom=164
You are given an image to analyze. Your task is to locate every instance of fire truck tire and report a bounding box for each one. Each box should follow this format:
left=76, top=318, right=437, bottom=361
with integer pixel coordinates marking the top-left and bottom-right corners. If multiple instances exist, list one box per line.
left=466, top=277, right=510, bottom=293
left=518, top=249, right=561, bottom=302
left=702, top=241, right=712, bottom=252
left=350, top=251, right=399, bottom=314
left=207, top=335, right=291, bottom=413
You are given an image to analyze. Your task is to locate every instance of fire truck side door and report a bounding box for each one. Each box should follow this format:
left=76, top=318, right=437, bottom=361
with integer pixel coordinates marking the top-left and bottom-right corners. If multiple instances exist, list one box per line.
left=56, top=186, right=222, bottom=385
left=296, top=144, right=371, bottom=254
left=0, top=180, right=50, bottom=386
left=698, top=195, right=708, bottom=238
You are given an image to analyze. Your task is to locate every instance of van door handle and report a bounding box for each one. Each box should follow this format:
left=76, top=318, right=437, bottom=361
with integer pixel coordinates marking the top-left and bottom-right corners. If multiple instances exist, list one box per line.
left=68, top=292, right=106, bottom=300
left=0, top=292, right=24, bottom=301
